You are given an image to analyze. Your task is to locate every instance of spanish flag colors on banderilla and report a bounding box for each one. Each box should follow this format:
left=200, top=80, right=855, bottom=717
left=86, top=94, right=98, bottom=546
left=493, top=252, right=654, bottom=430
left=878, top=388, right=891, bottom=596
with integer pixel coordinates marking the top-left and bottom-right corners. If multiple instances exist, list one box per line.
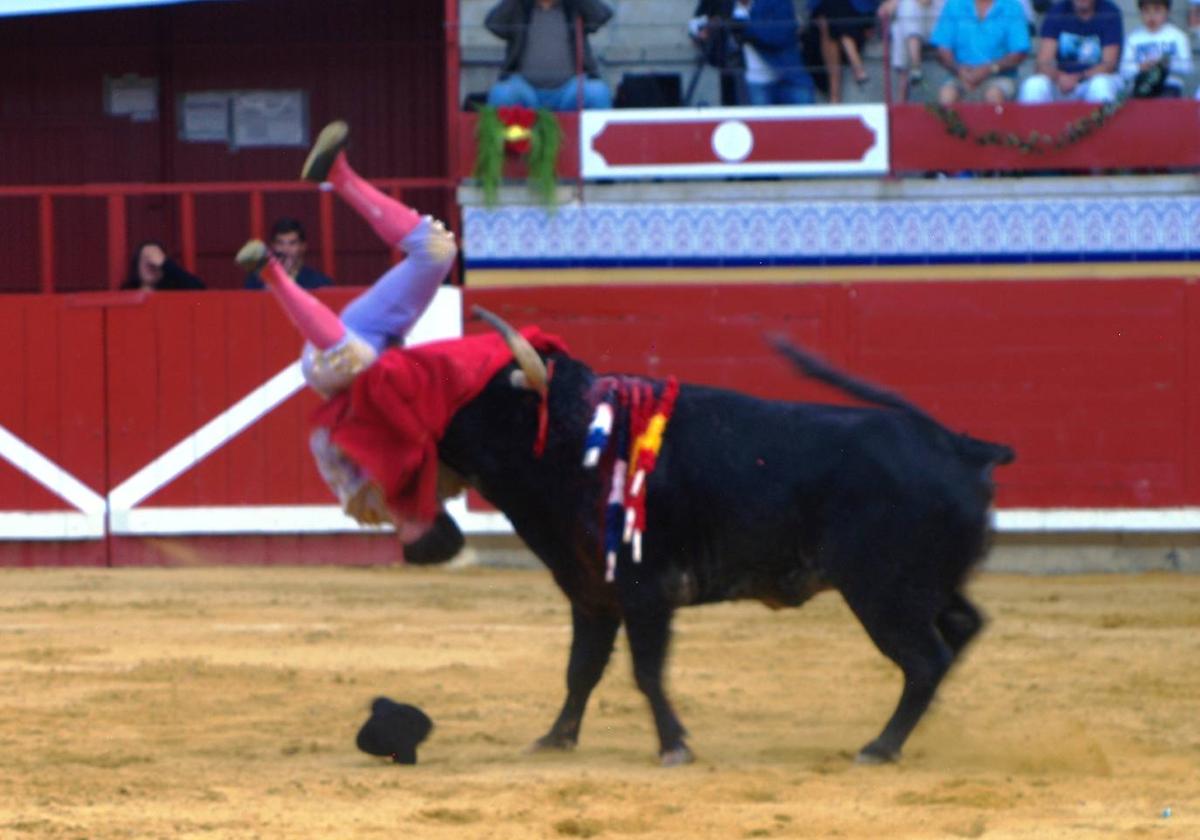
left=581, top=375, right=681, bottom=581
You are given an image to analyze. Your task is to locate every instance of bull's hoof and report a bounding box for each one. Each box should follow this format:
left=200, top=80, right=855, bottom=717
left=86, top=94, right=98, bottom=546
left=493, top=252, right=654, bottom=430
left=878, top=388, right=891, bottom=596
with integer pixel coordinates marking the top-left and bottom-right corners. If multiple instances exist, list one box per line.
left=660, top=745, right=694, bottom=767
left=524, top=733, right=577, bottom=754
left=855, top=742, right=899, bottom=765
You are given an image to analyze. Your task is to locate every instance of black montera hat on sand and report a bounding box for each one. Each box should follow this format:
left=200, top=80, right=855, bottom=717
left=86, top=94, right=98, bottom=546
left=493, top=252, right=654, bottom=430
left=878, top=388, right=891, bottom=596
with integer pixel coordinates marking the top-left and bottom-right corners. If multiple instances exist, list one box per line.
left=355, top=697, right=433, bottom=765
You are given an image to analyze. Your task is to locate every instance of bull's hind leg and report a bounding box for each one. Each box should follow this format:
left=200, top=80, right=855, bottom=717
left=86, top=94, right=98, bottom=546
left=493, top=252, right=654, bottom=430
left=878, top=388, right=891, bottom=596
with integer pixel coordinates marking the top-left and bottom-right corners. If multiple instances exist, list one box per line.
left=842, top=590, right=955, bottom=764
left=528, top=605, right=621, bottom=753
left=936, top=590, right=984, bottom=659
left=624, top=606, right=692, bottom=766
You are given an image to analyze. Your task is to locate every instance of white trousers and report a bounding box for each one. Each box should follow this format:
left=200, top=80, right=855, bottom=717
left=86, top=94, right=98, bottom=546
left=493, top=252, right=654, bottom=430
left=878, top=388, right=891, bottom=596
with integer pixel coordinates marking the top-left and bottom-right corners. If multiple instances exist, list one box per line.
left=1018, top=73, right=1123, bottom=104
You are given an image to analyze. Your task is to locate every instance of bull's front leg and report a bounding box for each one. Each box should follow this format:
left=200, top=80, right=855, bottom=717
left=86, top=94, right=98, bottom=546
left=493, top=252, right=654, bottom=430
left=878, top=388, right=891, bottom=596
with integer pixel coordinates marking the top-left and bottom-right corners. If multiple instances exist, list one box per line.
left=624, top=604, right=692, bottom=766
left=528, top=604, right=621, bottom=753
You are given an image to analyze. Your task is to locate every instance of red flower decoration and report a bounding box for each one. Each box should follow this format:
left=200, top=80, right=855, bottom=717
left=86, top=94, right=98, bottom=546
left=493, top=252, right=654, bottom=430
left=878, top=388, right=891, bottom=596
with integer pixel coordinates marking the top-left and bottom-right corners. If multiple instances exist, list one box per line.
left=497, top=105, right=536, bottom=155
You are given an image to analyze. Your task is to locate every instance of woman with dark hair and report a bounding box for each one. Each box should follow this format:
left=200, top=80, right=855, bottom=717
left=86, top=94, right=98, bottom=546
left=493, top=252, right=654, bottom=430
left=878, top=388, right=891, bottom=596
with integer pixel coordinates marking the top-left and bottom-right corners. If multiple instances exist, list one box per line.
left=121, top=241, right=205, bottom=291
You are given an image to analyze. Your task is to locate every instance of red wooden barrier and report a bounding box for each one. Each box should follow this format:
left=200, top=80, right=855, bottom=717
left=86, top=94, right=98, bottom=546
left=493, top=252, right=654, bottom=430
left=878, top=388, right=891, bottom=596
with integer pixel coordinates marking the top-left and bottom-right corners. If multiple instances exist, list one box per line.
left=465, top=278, right=1200, bottom=510
left=3, top=281, right=1200, bottom=566
left=0, top=296, right=107, bottom=566
left=890, top=100, right=1200, bottom=174
left=453, top=101, right=1200, bottom=182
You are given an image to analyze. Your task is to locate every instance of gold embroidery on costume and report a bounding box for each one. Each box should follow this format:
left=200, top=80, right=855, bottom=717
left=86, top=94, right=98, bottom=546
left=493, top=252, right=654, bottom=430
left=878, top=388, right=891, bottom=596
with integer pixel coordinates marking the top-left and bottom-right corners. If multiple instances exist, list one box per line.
left=302, top=333, right=378, bottom=397
left=309, top=428, right=391, bottom=526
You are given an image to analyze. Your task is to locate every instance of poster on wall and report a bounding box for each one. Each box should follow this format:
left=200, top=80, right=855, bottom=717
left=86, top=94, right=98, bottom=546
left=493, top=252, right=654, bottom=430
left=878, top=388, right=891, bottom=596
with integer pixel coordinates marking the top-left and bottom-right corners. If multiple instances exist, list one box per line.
left=231, top=90, right=308, bottom=149
left=178, top=92, right=230, bottom=143
left=104, top=74, right=158, bottom=122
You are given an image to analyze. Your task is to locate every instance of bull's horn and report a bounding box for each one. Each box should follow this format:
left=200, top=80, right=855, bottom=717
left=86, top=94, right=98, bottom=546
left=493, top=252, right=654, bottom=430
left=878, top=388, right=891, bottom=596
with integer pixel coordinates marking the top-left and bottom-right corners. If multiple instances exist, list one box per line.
left=472, top=305, right=548, bottom=394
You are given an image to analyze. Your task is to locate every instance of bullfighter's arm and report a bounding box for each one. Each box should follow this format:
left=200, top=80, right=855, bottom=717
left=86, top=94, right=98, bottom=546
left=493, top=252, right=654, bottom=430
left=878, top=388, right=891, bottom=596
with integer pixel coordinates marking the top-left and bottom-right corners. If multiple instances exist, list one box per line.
left=309, top=428, right=391, bottom=527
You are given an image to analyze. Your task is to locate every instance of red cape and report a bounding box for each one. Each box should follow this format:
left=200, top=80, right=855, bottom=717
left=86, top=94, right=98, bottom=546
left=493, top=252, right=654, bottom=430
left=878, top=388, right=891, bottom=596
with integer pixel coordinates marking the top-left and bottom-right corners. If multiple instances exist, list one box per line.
left=310, top=327, right=568, bottom=528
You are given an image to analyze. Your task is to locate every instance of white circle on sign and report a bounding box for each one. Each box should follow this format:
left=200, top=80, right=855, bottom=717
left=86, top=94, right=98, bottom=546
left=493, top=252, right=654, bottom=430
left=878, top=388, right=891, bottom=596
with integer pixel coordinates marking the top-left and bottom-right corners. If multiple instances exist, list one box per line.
left=711, top=120, right=754, bottom=162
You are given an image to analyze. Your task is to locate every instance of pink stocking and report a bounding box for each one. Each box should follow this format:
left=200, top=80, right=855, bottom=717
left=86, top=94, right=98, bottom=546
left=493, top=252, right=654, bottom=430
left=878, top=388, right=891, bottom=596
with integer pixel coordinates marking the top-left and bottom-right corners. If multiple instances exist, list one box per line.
left=258, top=257, right=345, bottom=350
left=329, top=153, right=422, bottom=248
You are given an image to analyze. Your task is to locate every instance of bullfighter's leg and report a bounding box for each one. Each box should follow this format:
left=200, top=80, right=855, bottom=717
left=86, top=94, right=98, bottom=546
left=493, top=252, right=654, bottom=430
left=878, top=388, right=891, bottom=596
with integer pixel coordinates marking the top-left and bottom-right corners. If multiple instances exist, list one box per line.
left=841, top=589, right=954, bottom=764
left=529, top=605, right=621, bottom=753
left=623, top=605, right=691, bottom=766
left=302, top=120, right=458, bottom=352
left=302, top=120, right=422, bottom=248
left=235, top=243, right=347, bottom=351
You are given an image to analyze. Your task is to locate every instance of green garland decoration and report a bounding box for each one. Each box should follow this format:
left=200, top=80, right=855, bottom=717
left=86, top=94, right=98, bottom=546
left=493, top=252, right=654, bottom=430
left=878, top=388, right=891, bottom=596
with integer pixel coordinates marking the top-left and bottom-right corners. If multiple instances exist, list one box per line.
left=473, top=105, right=561, bottom=208
left=473, top=105, right=505, bottom=207
left=527, top=109, right=562, bottom=207
left=924, top=89, right=1130, bottom=155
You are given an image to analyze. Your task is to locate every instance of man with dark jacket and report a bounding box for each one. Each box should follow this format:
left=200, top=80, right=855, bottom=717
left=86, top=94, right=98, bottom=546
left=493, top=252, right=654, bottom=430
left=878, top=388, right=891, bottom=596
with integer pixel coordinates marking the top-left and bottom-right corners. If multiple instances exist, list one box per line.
left=243, top=217, right=335, bottom=290
left=728, top=0, right=816, bottom=105
left=688, top=0, right=746, bottom=105
left=485, top=0, right=614, bottom=110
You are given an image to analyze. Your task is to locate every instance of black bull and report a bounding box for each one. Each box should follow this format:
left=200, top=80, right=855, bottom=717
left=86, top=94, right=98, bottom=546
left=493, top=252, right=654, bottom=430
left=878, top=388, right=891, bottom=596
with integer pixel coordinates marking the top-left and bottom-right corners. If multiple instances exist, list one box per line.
left=430, top=322, right=1015, bottom=766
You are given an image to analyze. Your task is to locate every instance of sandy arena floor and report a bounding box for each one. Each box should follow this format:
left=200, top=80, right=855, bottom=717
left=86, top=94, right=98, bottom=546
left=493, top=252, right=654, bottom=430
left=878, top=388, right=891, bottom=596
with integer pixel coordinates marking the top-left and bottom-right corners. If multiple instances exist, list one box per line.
left=0, top=562, right=1196, bottom=839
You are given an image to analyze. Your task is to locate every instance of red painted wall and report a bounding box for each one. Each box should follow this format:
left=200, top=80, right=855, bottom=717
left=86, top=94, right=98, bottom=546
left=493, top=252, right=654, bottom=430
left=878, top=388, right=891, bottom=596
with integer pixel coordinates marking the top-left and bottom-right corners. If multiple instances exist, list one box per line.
left=0, top=297, right=106, bottom=513
left=466, top=279, right=1200, bottom=509
left=0, top=0, right=451, bottom=292
left=890, top=101, right=1200, bottom=174
left=2, top=280, right=1198, bottom=565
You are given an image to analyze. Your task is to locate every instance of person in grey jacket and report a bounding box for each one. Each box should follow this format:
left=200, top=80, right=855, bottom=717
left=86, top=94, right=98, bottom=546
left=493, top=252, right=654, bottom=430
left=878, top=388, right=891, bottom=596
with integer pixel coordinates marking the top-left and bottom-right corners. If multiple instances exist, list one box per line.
left=485, top=0, right=614, bottom=110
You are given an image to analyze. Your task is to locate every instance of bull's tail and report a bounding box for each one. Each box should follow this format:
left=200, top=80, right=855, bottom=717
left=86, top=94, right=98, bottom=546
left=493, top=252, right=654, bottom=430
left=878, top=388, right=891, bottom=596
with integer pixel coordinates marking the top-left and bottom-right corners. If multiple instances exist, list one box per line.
left=768, top=336, right=1015, bottom=467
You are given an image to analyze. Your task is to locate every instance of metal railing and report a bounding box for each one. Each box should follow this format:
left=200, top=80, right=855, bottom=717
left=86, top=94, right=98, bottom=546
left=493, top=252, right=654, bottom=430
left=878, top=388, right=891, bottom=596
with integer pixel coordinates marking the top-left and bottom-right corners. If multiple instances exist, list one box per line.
left=0, top=178, right=456, bottom=294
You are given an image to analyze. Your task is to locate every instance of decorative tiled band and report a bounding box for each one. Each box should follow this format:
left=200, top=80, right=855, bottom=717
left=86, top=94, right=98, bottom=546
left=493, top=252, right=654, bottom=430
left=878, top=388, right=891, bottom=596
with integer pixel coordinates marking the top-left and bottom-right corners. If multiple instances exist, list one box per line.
left=464, top=197, right=1200, bottom=268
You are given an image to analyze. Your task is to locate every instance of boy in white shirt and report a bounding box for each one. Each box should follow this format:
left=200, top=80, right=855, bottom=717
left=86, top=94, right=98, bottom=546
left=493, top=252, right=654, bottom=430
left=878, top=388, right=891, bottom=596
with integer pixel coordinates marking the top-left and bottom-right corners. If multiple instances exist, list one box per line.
left=1119, top=0, right=1193, bottom=96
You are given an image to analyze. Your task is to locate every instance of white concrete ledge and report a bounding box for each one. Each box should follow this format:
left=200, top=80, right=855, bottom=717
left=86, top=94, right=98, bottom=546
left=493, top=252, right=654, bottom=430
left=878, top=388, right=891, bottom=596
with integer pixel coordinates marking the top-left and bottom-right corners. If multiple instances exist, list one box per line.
left=995, top=508, right=1200, bottom=534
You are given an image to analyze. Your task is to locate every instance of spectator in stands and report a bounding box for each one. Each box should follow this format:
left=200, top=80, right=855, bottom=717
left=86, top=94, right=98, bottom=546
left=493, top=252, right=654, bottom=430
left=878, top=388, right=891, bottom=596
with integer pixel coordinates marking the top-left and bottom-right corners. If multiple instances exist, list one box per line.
left=1018, top=0, right=1123, bottom=103
left=1119, top=0, right=1193, bottom=97
left=808, top=0, right=880, bottom=103
left=243, top=217, right=334, bottom=290
left=878, top=0, right=946, bottom=100
left=726, top=0, right=817, bottom=104
left=688, top=0, right=746, bottom=105
left=121, top=241, right=204, bottom=291
left=1190, top=0, right=1200, bottom=44
left=930, top=0, right=1031, bottom=104
left=484, top=0, right=614, bottom=111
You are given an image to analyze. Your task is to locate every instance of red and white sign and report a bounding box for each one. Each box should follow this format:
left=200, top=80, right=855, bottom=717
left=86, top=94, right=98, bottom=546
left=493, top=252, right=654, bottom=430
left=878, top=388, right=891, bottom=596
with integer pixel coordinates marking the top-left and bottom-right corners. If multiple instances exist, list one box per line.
left=580, top=105, right=889, bottom=180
